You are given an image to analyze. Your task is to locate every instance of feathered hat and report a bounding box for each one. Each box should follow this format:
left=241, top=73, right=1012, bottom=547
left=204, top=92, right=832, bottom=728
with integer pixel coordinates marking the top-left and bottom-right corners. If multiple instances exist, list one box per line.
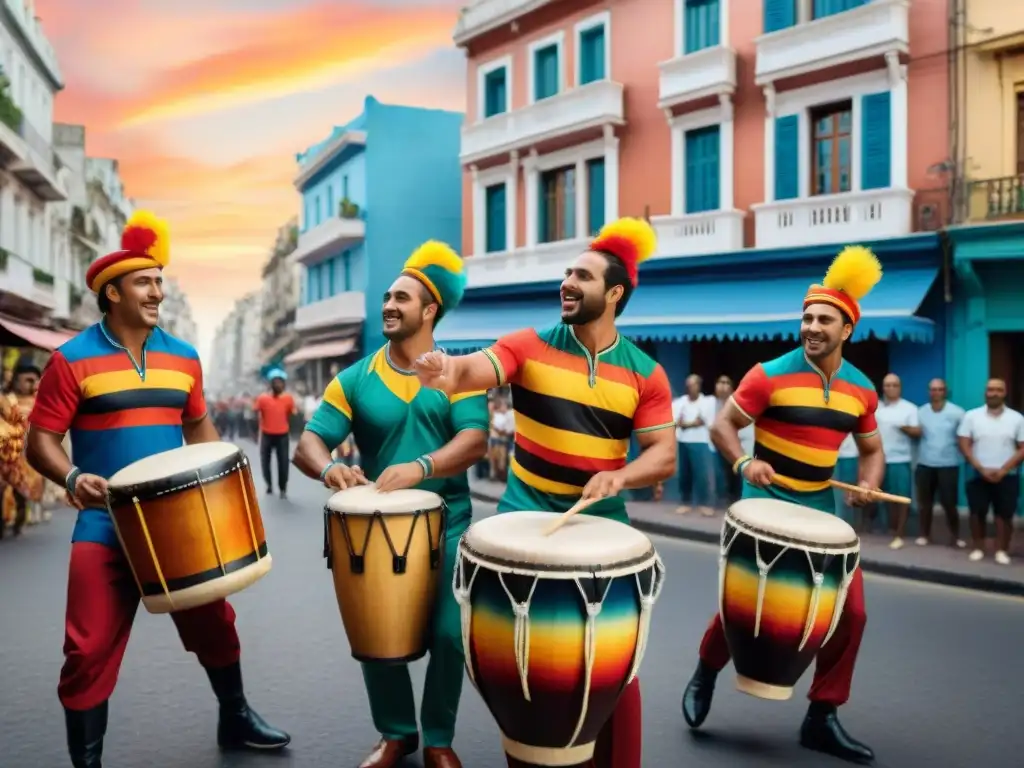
left=587, top=217, right=658, bottom=287
left=803, top=245, right=883, bottom=325
left=401, top=240, right=466, bottom=321
left=85, top=210, right=171, bottom=294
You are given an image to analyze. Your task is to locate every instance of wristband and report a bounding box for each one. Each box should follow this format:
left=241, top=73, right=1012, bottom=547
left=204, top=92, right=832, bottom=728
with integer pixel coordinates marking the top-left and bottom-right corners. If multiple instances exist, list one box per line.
left=319, top=460, right=340, bottom=483
left=65, top=467, right=81, bottom=495
left=732, top=454, right=752, bottom=476
left=415, top=455, right=434, bottom=479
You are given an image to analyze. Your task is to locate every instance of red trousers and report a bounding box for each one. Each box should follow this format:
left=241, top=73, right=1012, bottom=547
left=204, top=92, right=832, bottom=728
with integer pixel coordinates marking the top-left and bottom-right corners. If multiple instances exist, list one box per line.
left=505, top=677, right=642, bottom=768
left=699, top=568, right=867, bottom=706
left=59, top=542, right=241, bottom=711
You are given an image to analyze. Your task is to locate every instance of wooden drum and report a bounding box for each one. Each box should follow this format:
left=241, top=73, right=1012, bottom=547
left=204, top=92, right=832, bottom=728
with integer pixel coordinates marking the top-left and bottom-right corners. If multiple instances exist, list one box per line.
left=106, top=442, right=271, bottom=614
left=324, top=485, right=446, bottom=664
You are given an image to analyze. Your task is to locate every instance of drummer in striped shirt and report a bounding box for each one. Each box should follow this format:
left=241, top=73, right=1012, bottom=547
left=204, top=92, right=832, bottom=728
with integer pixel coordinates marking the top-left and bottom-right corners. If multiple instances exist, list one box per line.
left=414, top=217, right=677, bottom=768
left=681, top=246, right=886, bottom=765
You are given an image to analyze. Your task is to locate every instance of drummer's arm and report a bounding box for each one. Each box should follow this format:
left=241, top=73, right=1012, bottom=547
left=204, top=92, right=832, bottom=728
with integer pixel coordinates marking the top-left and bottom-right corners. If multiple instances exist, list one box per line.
left=422, top=391, right=489, bottom=478
left=442, top=329, right=537, bottom=394
left=25, top=352, right=78, bottom=486
left=182, top=361, right=220, bottom=444
left=293, top=376, right=352, bottom=479
left=618, top=365, right=676, bottom=488
left=853, top=393, right=884, bottom=488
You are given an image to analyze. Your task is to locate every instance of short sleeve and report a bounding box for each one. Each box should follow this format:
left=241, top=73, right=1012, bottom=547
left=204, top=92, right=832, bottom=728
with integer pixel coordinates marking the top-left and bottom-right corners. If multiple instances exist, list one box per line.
left=305, top=370, right=355, bottom=449
left=183, top=359, right=207, bottom=421
left=28, top=352, right=80, bottom=434
left=482, top=329, right=536, bottom=386
left=449, top=390, right=489, bottom=433
left=855, top=388, right=879, bottom=437
left=731, top=364, right=773, bottom=421
left=956, top=412, right=973, bottom=439
left=634, top=364, right=674, bottom=433
left=1015, top=414, right=1024, bottom=443
left=905, top=403, right=919, bottom=427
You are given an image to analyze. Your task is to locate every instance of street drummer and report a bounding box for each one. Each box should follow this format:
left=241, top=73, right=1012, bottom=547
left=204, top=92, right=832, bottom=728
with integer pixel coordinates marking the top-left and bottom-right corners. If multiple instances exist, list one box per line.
left=681, top=245, right=886, bottom=764
left=293, top=241, right=488, bottom=768
left=26, top=211, right=290, bottom=767
left=413, top=217, right=677, bottom=768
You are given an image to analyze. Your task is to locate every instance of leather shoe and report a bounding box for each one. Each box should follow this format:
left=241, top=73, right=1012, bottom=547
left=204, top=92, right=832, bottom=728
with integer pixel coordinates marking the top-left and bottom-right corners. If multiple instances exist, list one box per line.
left=799, top=703, right=875, bottom=764
left=681, top=660, right=718, bottom=728
left=423, top=746, right=462, bottom=768
left=358, top=735, right=419, bottom=768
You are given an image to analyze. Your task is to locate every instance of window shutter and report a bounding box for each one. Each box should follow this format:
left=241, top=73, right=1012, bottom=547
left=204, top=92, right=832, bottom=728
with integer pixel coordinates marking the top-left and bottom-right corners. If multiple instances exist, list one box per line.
left=685, top=0, right=722, bottom=54
left=587, top=158, right=606, bottom=234
left=773, top=115, right=799, bottom=201
left=538, top=174, right=549, bottom=243
left=763, top=0, right=796, bottom=33
left=580, top=27, right=605, bottom=84
left=485, top=184, right=507, bottom=253
left=685, top=126, right=722, bottom=213
left=861, top=91, right=892, bottom=190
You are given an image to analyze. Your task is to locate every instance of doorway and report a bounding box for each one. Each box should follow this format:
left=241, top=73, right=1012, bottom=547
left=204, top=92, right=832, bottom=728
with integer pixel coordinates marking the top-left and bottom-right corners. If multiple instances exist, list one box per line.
left=989, top=333, right=1024, bottom=410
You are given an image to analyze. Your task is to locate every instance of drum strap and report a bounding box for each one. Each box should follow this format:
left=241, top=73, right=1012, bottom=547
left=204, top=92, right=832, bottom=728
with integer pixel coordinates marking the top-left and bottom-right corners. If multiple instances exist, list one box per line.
left=452, top=553, right=481, bottom=689
left=625, top=557, right=665, bottom=687
left=823, top=552, right=860, bottom=648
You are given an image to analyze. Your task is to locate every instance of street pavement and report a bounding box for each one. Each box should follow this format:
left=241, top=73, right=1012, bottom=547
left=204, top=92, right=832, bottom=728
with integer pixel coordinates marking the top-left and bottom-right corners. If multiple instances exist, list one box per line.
left=1, top=442, right=1023, bottom=768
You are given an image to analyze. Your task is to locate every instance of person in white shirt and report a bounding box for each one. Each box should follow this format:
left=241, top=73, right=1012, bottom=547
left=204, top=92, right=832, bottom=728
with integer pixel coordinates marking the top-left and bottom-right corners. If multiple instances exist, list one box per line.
left=915, top=379, right=966, bottom=548
left=672, top=374, right=715, bottom=515
left=489, top=398, right=515, bottom=481
left=956, top=378, right=1024, bottom=565
left=834, top=433, right=861, bottom=525
left=874, top=374, right=920, bottom=549
left=709, top=375, right=742, bottom=506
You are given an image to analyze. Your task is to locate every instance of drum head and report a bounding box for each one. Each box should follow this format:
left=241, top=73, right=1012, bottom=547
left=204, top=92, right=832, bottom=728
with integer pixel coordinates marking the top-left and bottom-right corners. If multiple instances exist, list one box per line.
left=727, top=498, right=858, bottom=548
left=108, top=441, right=240, bottom=488
left=461, top=511, right=655, bottom=574
left=326, top=484, right=442, bottom=515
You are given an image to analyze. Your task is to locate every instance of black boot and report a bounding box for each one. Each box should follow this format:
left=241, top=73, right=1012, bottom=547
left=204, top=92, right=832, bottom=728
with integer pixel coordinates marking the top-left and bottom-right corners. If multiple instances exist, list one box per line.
left=205, top=662, right=291, bottom=751
left=799, top=702, right=875, bottom=764
left=681, top=660, right=718, bottom=728
left=65, top=701, right=108, bottom=767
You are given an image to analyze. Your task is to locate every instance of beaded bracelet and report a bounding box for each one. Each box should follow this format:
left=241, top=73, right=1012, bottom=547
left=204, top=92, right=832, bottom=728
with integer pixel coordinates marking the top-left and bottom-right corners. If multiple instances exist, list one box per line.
left=65, top=467, right=81, bottom=496
left=319, top=460, right=340, bottom=483
left=732, top=454, right=753, bottom=476
left=415, top=455, right=435, bottom=479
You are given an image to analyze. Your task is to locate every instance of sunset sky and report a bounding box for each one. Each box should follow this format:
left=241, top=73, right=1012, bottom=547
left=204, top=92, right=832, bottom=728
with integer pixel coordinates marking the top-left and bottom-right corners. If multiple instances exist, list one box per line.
left=36, top=0, right=467, bottom=359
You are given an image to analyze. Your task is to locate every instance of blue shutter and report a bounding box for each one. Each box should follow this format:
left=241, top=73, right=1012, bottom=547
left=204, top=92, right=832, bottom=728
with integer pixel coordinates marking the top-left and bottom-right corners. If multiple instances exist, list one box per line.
left=685, top=0, right=721, bottom=54
left=484, top=68, right=506, bottom=117
left=342, top=251, right=351, bottom=291
left=327, top=186, right=334, bottom=217
left=538, top=173, right=550, bottom=243
left=485, top=184, right=507, bottom=253
left=861, top=91, right=892, bottom=190
left=774, top=115, right=799, bottom=201
left=534, top=46, right=559, bottom=100
left=685, top=126, right=721, bottom=213
left=763, top=0, right=796, bottom=33
left=587, top=158, right=606, bottom=234
left=813, top=0, right=868, bottom=19
left=580, top=26, right=605, bottom=84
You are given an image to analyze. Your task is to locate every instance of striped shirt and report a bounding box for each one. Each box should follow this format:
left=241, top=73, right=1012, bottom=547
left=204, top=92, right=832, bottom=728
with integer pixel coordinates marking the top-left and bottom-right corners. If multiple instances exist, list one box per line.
left=482, top=324, right=674, bottom=516
left=30, top=322, right=206, bottom=547
left=732, top=347, right=878, bottom=493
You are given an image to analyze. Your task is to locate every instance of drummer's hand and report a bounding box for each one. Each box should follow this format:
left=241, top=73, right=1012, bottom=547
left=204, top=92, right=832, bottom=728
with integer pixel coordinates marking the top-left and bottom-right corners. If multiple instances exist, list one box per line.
left=581, top=470, right=625, bottom=501
left=376, top=462, right=426, bottom=493
left=323, top=463, right=368, bottom=491
left=741, top=459, right=775, bottom=488
left=847, top=480, right=880, bottom=507
left=73, top=473, right=108, bottom=507
left=414, top=350, right=452, bottom=394
left=64, top=490, right=83, bottom=510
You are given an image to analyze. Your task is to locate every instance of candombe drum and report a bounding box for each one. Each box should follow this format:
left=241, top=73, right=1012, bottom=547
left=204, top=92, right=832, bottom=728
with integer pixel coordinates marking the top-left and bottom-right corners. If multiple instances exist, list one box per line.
left=454, top=512, right=665, bottom=767
left=324, top=484, right=446, bottom=663
left=105, top=442, right=271, bottom=614
left=718, top=498, right=860, bottom=700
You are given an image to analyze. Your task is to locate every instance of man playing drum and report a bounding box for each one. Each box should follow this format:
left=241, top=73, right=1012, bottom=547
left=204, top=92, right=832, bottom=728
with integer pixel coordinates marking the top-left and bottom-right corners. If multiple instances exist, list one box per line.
left=293, top=241, right=488, bottom=768
left=25, top=212, right=290, bottom=767
left=414, top=217, right=678, bottom=768
left=680, top=245, right=886, bottom=765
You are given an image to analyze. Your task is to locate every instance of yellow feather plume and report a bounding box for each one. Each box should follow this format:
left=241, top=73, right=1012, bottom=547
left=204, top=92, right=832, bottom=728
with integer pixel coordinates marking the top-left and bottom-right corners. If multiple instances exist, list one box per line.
left=404, top=240, right=463, bottom=273
left=595, top=217, right=658, bottom=263
left=821, top=245, right=883, bottom=301
left=124, top=209, right=170, bottom=267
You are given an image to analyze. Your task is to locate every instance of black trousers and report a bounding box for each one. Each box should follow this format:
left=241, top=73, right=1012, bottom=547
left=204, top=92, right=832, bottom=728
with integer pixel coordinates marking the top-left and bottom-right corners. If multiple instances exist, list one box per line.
left=260, top=433, right=290, bottom=491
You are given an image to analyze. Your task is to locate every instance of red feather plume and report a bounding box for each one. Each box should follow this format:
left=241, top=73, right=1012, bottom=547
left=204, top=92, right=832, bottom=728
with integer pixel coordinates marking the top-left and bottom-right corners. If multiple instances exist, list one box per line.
left=121, top=225, right=157, bottom=254
left=590, top=233, right=641, bottom=285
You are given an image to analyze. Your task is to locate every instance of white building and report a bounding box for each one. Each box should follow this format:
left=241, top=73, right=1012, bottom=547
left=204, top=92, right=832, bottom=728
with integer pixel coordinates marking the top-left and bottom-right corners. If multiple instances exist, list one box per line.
left=160, top=276, right=197, bottom=346
left=0, top=0, right=71, bottom=328
left=207, top=292, right=262, bottom=397
left=260, top=219, right=301, bottom=368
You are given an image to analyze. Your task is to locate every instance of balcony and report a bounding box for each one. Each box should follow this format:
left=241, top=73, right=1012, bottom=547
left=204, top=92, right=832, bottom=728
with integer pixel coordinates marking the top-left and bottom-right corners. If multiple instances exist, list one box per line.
left=650, top=211, right=745, bottom=258
left=967, top=175, right=1024, bottom=223
left=466, top=238, right=591, bottom=288
left=290, top=212, right=366, bottom=266
left=754, top=0, right=909, bottom=85
left=658, top=46, right=737, bottom=110
left=461, top=80, right=624, bottom=164
left=753, top=188, right=913, bottom=250
left=0, top=250, right=56, bottom=310
left=9, top=118, right=67, bottom=201
left=294, top=291, right=366, bottom=333
left=453, top=0, right=555, bottom=46
left=294, top=129, right=366, bottom=190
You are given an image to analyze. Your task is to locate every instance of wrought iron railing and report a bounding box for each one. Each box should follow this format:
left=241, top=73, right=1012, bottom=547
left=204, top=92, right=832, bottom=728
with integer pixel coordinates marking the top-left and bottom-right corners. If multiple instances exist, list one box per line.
left=967, top=175, right=1024, bottom=221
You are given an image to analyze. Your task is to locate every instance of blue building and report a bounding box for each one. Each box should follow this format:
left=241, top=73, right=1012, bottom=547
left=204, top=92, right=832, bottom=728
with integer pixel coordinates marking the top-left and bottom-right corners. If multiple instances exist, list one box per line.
left=284, top=96, right=463, bottom=390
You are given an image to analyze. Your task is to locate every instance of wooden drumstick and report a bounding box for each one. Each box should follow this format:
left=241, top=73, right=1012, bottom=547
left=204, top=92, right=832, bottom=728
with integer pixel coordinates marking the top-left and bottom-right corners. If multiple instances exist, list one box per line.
left=542, top=496, right=603, bottom=536
left=827, top=478, right=911, bottom=505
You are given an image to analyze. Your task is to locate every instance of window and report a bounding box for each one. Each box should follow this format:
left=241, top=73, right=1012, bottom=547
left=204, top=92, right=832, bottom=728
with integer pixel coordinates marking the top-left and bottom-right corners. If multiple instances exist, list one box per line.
left=533, top=44, right=560, bottom=101
left=315, top=194, right=322, bottom=225
left=485, top=183, right=507, bottom=253
left=812, top=0, right=868, bottom=20
left=539, top=165, right=576, bottom=243
left=327, top=186, right=335, bottom=218
left=810, top=101, right=852, bottom=196
left=763, top=0, right=796, bottom=33
left=587, top=158, right=606, bottom=234
left=684, top=0, right=720, bottom=54
left=685, top=125, right=721, bottom=213
left=484, top=67, right=508, bottom=118
left=579, top=24, right=606, bottom=85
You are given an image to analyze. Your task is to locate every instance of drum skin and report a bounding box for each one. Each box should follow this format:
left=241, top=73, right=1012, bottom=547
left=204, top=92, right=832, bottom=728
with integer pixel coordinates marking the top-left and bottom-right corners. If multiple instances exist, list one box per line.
left=720, top=519, right=854, bottom=700
left=107, top=450, right=270, bottom=615
left=465, top=562, right=644, bottom=766
left=327, top=507, right=444, bottom=663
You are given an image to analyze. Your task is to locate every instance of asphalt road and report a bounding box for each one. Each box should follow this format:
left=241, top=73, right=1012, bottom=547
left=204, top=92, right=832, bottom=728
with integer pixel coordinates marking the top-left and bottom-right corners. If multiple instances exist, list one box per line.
left=2, top=450, right=1023, bottom=768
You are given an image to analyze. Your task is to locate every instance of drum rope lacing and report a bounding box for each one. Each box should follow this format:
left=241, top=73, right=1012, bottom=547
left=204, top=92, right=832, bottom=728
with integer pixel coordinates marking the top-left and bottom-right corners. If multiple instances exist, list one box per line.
left=625, top=555, right=666, bottom=687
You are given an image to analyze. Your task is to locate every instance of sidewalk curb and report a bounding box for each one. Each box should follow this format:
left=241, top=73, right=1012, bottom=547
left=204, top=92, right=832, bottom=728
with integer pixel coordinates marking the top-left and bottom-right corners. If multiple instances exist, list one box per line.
left=470, top=490, right=1024, bottom=598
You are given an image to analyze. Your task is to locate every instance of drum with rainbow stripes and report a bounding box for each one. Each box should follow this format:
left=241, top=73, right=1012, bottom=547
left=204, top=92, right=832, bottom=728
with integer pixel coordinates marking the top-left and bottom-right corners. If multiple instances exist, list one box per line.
left=454, top=511, right=664, bottom=767
left=719, top=498, right=860, bottom=701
